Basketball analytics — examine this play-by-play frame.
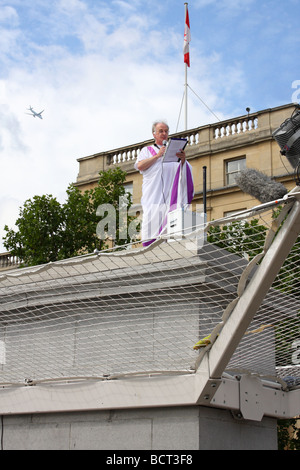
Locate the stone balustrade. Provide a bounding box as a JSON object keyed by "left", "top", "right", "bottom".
{"left": 106, "top": 113, "right": 258, "bottom": 165}
{"left": 0, "top": 252, "right": 21, "bottom": 271}
{"left": 77, "top": 104, "right": 295, "bottom": 189}
{"left": 107, "top": 114, "right": 258, "bottom": 165}
{"left": 213, "top": 115, "right": 258, "bottom": 139}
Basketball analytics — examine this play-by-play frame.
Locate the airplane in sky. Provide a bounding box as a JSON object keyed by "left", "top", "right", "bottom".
{"left": 26, "top": 106, "right": 44, "bottom": 119}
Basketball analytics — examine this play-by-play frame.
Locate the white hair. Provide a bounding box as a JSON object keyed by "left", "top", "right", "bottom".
{"left": 152, "top": 120, "right": 169, "bottom": 134}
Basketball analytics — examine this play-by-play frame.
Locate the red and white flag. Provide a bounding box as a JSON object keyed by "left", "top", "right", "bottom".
{"left": 183, "top": 6, "right": 191, "bottom": 67}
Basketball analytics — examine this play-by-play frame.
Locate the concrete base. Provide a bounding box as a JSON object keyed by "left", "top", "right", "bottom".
{"left": 0, "top": 406, "right": 277, "bottom": 450}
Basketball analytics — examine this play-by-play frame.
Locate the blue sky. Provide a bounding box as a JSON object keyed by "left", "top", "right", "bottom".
{"left": 0, "top": 0, "right": 300, "bottom": 251}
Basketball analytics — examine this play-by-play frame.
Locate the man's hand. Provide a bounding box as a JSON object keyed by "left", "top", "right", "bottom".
{"left": 176, "top": 149, "right": 186, "bottom": 164}
{"left": 137, "top": 146, "right": 166, "bottom": 171}
{"left": 157, "top": 145, "right": 166, "bottom": 159}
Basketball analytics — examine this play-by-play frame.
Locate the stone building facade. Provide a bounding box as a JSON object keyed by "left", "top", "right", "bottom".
{"left": 75, "top": 103, "right": 297, "bottom": 221}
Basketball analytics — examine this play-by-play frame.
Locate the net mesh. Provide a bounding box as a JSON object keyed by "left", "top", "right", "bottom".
{"left": 0, "top": 198, "right": 299, "bottom": 389}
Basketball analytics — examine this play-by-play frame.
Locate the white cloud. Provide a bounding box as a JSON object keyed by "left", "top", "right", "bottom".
{"left": 0, "top": 5, "right": 19, "bottom": 24}
{"left": 0, "top": 104, "right": 28, "bottom": 153}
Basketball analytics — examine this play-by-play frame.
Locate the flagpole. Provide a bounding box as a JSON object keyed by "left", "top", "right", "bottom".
{"left": 185, "top": 60, "right": 188, "bottom": 130}
{"left": 184, "top": 2, "right": 188, "bottom": 131}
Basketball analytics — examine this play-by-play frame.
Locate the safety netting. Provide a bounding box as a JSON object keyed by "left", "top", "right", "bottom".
{"left": 0, "top": 196, "right": 299, "bottom": 389}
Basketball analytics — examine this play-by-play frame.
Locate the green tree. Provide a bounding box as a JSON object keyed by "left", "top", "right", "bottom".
{"left": 3, "top": 194, "right": 65, "bottom": 266}
{"left": 207, "top": 218, "right": 268, "bottom": 261}
{"left": 90, "top": 167, "right": 134, "bottom": 247}
{"left": 278, "top": 418, "right": 300, "bottom": 450}
{"left": 3, "top": 167, "right": 134, "bottom": 266}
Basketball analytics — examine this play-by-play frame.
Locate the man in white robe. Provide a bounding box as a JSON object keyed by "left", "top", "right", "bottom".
{"left": 134, "top": 121, "right": 194, "bottom": 246}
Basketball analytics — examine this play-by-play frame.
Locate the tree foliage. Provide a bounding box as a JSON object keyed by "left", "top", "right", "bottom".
{"left": 207, "top": 218, "right": 268, "bottom": 261}
{"left": 278, "top": 418, "right": 300, "bottom": 450}
{"left": 3, "top": 194, "right": 65, "bottom": 266}
{"left": 3, "top": 167, "right": 133, "bottom": 267}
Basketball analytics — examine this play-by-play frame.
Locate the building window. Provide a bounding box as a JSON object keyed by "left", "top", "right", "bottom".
{"left": 225, "top": 157, "right": 246, "bottom": 186}
{"left": 122, "top": 182, "right": 133, "bottom": 204}
{"left": 124, "top": 182, "right": 133, "bottom": 196}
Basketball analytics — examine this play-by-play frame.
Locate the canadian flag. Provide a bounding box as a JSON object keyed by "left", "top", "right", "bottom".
{"left": 183, "top": 6, "right": 191, "bottom": 67}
